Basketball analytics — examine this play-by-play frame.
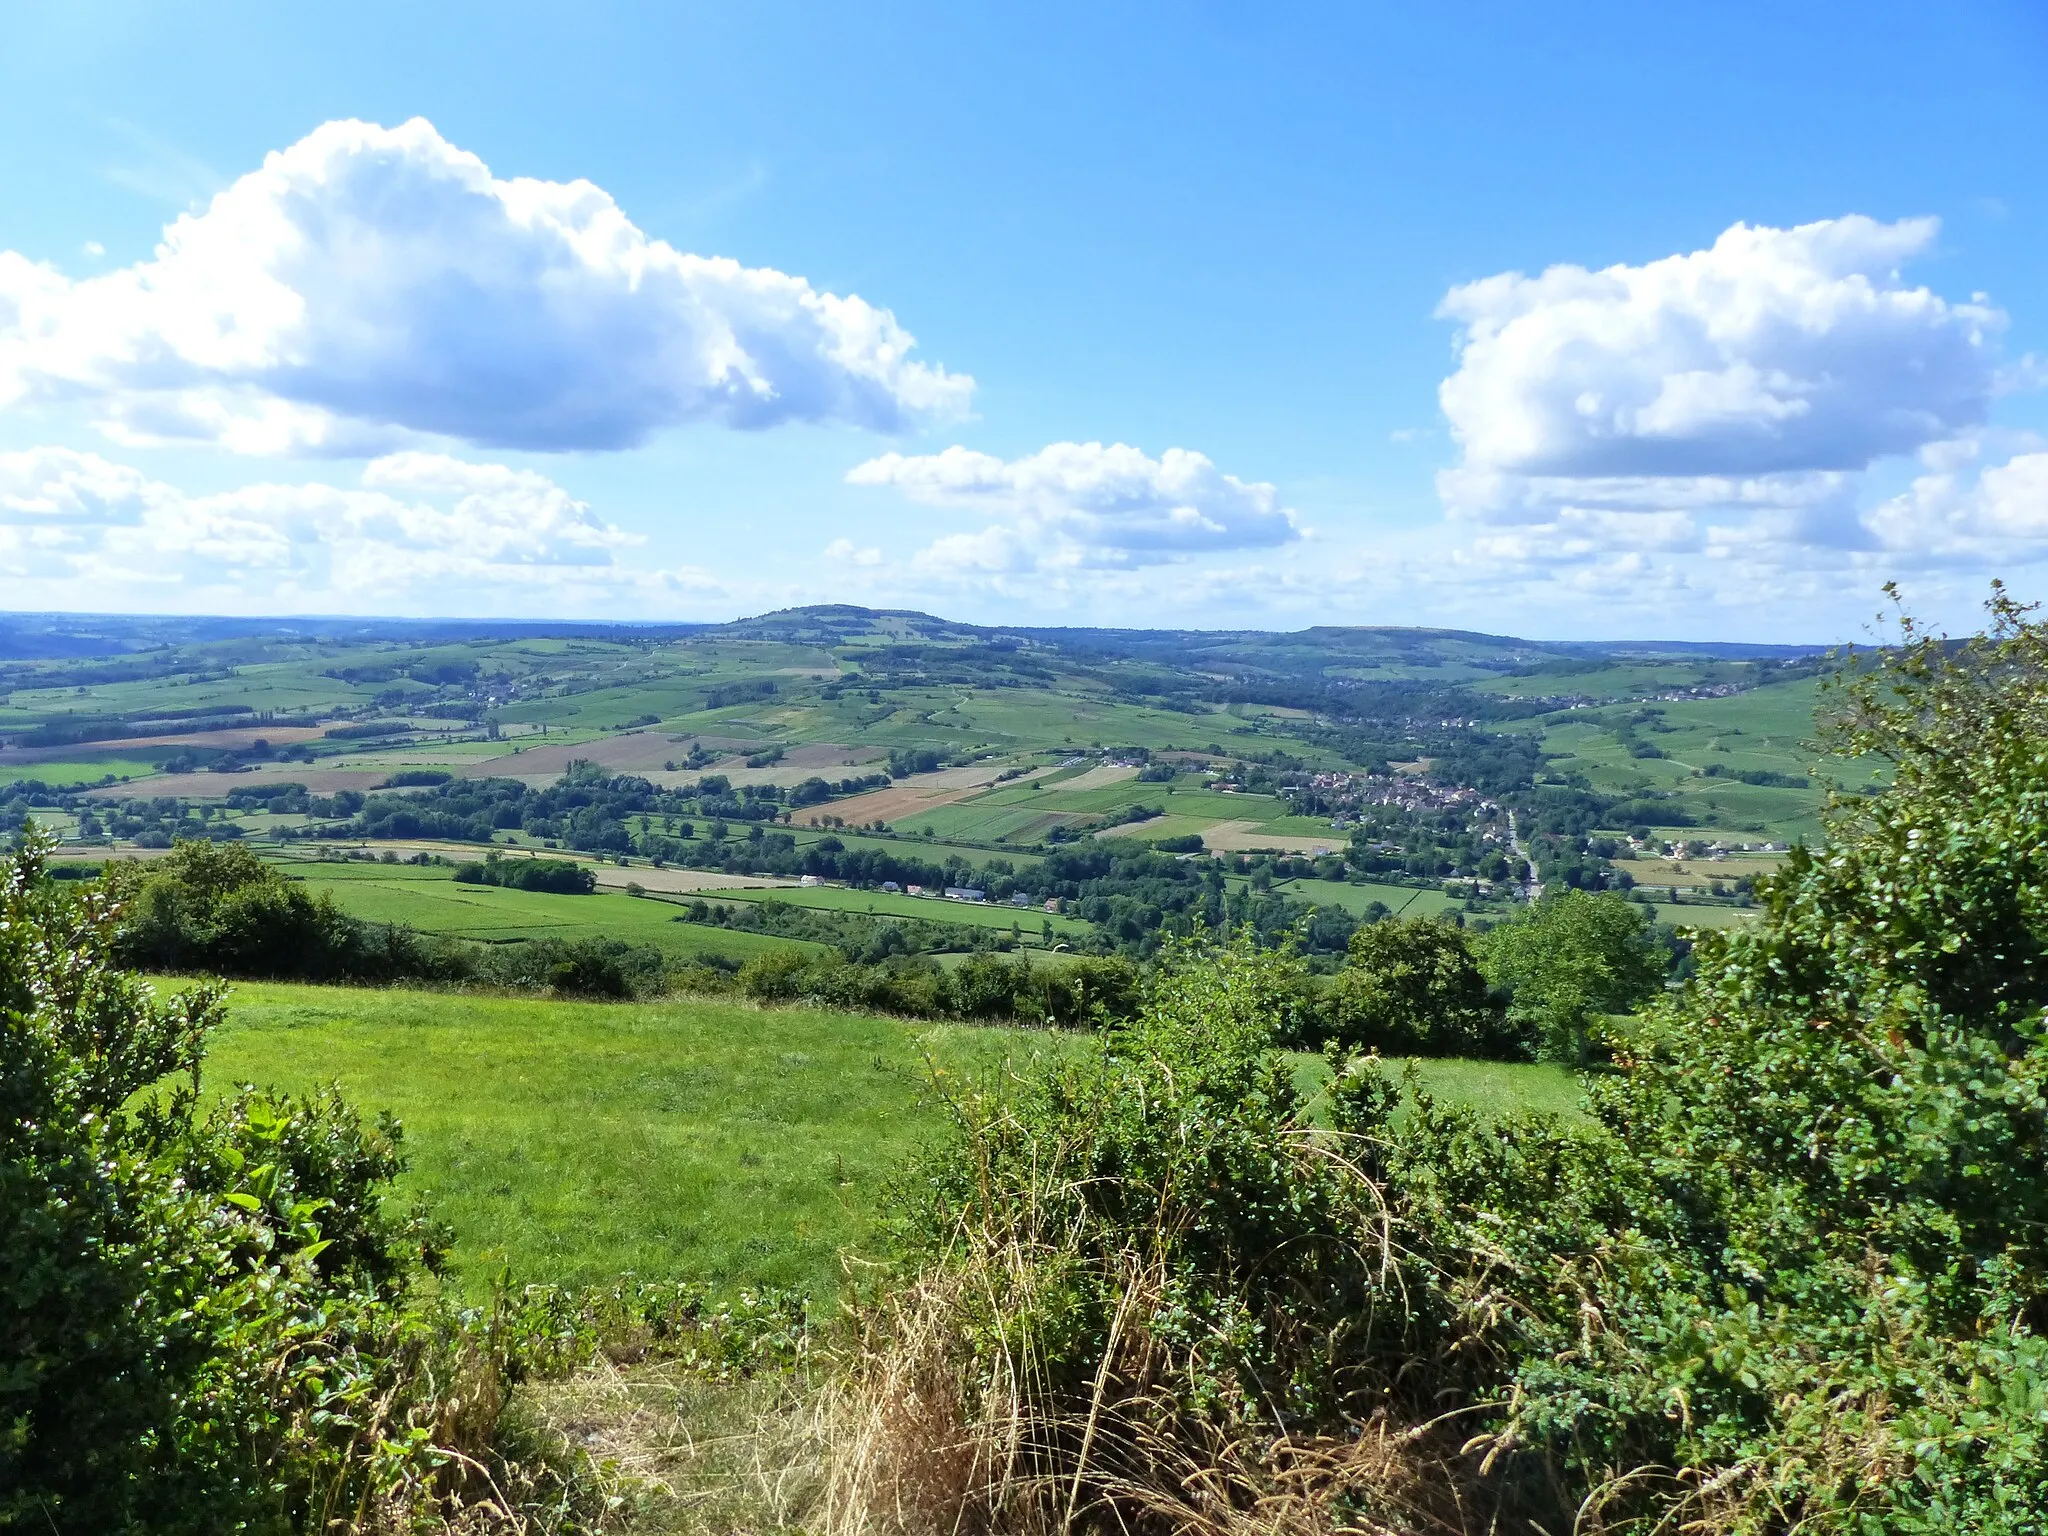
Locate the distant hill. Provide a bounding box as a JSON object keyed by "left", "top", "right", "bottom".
{"left": 0, "top": 603, "right": 1831, "bottom": 669}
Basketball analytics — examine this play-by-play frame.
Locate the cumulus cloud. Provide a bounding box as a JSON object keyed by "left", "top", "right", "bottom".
{"left": 0, "top": 447, "right": 719, "bottom": 610}
{"left": 1418, "top": 215, "right": 2040, "bottom": 619}
{"left": 1864, "top": 440, "right": 2048, "bottom": 559}
{"left": 0, "top": 118, "right": 970, "bottom": 454}
{"left": 847, "top": 441, "right": 1299, "bottom": 576}
{"left": 823, "top": 536, "right": 883, "bottom": 567}
{"left": 1439, "top": 216, "right": 2001, "bottom": 484}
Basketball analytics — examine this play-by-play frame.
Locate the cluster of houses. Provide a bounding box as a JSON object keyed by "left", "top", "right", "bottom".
{"left": 1292, "top": 770, "right": 1496, "bottom": 828}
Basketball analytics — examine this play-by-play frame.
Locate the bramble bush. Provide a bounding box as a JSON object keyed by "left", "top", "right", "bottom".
{"left": 1, "top": 832, "right": 458, "bottom": 1531}
{"left": 847, "top": 589, "right": 2048, "bottom": 1535}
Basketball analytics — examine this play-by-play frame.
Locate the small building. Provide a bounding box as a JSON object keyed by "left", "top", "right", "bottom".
{"left": 881, "top": 880, "right": 901, "bottom": 893}
{"left": 800, "top": 874, "right": 824, "bottom": 887}
{"left": 906, "top": 883, "right": 925, "bottom": 896}
{"left": 1044, "top": 898, "right": 1061, "bottom": 913}
{"left": 1010, "top": 893, "right": 1032, "bottom": 906}
{"left": 944, "top": 886, "right": 985, "bottom": 902}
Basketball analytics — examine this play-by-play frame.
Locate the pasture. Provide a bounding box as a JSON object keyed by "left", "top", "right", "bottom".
{"left": 195, "top": 981, "right": 1587, "bottom": 1298}
{"left": 282, "top": 860, "right": 815, "bottom": 961}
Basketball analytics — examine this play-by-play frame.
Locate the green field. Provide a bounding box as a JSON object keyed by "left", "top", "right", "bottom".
{"left": 0, "top": 756, "right": 166, "bottom": 785}
{"left": 1511, "top": 678, "right": 1831, "bottom": 840}
{"left": 898, "top": 801, "right": 1089, "bottom": 843}
{"left": 283, "top": 861, "right": 817, "bottom": 960}
{"left": 196, "top": 981, "right": 1586, "bottom": 1298}
{"left": 194, "top": 984, "right": 1045, "bottom": 1296}
{"left": 1266, "top": 876, "right": 1463, "bottom": 917}
{"left": 1642, "top": 901, "right": 1761, "bottom": 929}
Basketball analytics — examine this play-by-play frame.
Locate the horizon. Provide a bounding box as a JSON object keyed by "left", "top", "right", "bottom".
{"left": 2, "top": 3, "right": 2044, "bottom": 640}
{"left": 0, "top": 601, "right": 1844, "bottom": 652}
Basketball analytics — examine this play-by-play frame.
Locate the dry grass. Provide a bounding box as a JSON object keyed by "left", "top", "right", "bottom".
{"left": 820, "top": 1262, "right": 1494, "bottom": 1536}
{"left": 517, "top": 1361, "right": 828, "bottom": 1534}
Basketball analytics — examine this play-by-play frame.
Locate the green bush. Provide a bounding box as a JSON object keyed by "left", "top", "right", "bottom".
{"left": 0, "top": 835, "right": 453, "bottom": 1531}
{"left": 858, "top": 592, "right": 2048, "bottom": 1534}
{"left": 724, "top": 946, "right": 1141, "bottom": 1026}
{"left": 1325, "top": 913, "right": 1519, "bottom": 1056}
{"left": 105, "top": 840, "right": 458, "bottom": 984}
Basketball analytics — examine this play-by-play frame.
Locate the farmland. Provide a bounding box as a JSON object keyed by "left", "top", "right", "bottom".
{"left": 1, "top": 606, "right": 1828, "bottom": 955}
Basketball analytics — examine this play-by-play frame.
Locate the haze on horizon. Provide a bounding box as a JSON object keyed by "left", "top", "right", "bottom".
{"left": 0, "top": 1, "right": 2044, "bottom": 642}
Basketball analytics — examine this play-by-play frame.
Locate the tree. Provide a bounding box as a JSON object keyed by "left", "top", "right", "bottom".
{"left": 1475, "top": 889, "right": 1663, "bottom": 1064}
{"left": 1326, "top": 915, "right": 1511, "bottom": 1056}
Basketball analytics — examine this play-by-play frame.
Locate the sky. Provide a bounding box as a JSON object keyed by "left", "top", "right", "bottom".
{"left": 1, "top": 0, "right": 2045, "bottom": 641}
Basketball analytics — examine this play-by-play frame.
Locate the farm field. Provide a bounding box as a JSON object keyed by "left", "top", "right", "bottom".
{"left": 1614, "top": 854, "right": 1785, "bottom": 888}
{"left": 1263, "top": 877, "right": 1464, "bottom": 918}
{"left": 193, "top": 980, "right": 1587, "bottom": 1297}
{"left": 1640, "top": 901, "right": 1760, "bottom": 929}
{"left": 1093, "top": 814, "right": 1216, "bottom": 845}
{"left": 282, "top": 861, "right": 817, "bottom": 961}
{"left": 892, "top": 800, "right": 1085, "bottom": 843}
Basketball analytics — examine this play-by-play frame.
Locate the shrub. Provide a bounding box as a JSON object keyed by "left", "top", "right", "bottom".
{"left": 0, "top": 834, "right": 455, "bottom": 1531}
{"left": 849, "top": 590, "right": 2048, "bottom": 1535}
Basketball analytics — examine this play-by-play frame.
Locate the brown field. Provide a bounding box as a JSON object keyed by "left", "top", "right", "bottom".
{"left": 1197, "top": 819, "right": 1345, "bottom": 855}
{"left": 1057, "top": 763, "right": 1141, "bottom": 791}
{"left": 797, "top": 780, "right": 977, "bottom": 828}
{"left": 794, "top": 760, "right": 1044, "bottom": 828}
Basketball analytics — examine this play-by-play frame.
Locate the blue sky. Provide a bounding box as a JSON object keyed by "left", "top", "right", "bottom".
{"left": 1, "top": 0, "right": 2045, "bottom": 638}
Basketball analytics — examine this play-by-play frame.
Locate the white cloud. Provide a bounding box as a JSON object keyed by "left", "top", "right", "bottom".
{"left": 0, "top": 447, "right": 722, "bottom": 611}
{"left": 848, "top": 441, "right": 1299, "bottom": 576}
{"left": 1416, "top": 215, "right": 2041, "bottom": 620}
{"left": 1865, "top": 439, "right": 2048, "bottom": 559}
{"left": 1439, "top": 216, "right": 2001, "bottom": 482}
{"left": 823, "top": 536, "right": 883, "bottom": 567}
{"left": 0, "top": 118, "right": 971, "bottom": 455}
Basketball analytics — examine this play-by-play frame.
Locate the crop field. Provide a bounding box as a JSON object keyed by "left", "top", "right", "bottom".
{"left": 1645, "top": 902, "right": 1760, "bottom": 929}
{"left": 283, "top": 861, "right": 816, "bottom": 961}
{"left": 1613, "top": 853, "right": 1784, "bottom": 888}
{"left": 895, "top": 801, "right": 1088, "bottom": 842}
{"left": 1201, "top": 821, "right": 1348, "bottom": 853}
{"left": 1262, "top": 877, "right": 1463, "bottom": 918}
{"left": 194, "top": 980, "right": 1586, "bottom": 1296}
{"left": 1093, "top": 814, "right": 1217, "bottom": 845}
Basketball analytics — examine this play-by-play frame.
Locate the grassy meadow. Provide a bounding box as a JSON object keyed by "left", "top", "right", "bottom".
{"left": 193, "top": 981, "right": 1585, "bottom": 1301}
{"left": 280, "top": 860, "right": 819, "bottom": 961}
